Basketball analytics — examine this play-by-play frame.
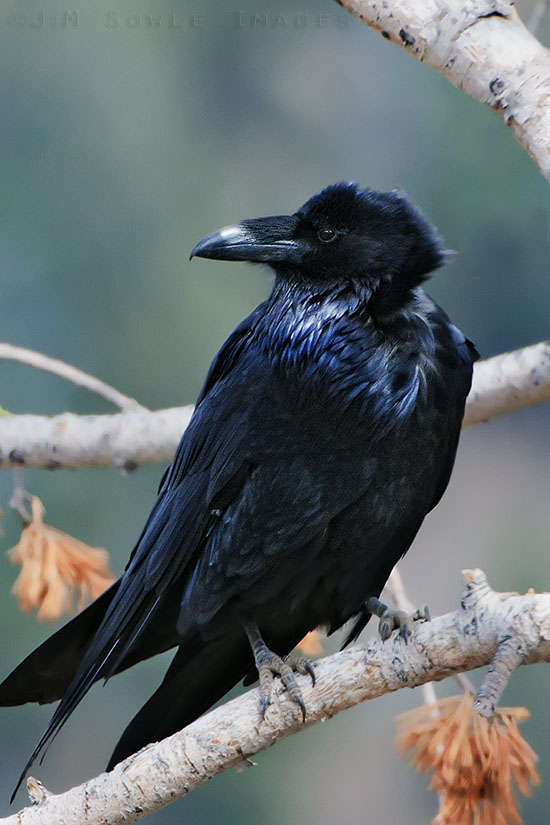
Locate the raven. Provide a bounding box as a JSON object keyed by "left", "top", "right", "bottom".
{"left": 0, "top": 182, "right": 477, "bottom": 798}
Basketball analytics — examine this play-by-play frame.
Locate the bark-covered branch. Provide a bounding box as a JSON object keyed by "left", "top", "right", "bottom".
{"left": 0, "top": 407, "right": 195, "bottom": 472}
{"left": 335, "top": 0, "right": 550, "bottom": 181}
{"left": 2, "top": 569, "right": 549, "bottom": 825}
{"left": 462, "top": 340, "right": 550, "bottom": 426}
{"left": 0, "top": 342, "right": 548, "bottom": 471}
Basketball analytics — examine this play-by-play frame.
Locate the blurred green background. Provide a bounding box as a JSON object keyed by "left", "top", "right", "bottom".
{"left": 0, "top": 0, "right": 549, "bottom": 821}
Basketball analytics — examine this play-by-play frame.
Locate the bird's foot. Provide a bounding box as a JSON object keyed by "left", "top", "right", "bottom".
{"left": 365, "top": 596, "right": 430, "bottom": 643}
{"left": 257, "top": 652, "right": 314, "bottom": 721}
{"left": 244, "top": 623, "right": 315, "bottom": 720}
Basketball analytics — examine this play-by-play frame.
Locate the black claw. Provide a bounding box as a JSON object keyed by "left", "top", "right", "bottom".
{"left": 304, "top": 660, "right": 316, "bottom": 687}
{"left": 259, "top": 695, "right": 270, "bottom": 719}
{"left": 246, "top": 623, "right": 314, "bottom": 722}
{"left": 380, "top": 621, "right": 392, "bottom": 641}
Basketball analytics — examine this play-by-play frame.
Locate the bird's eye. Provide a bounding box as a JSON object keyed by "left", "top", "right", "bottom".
{"left": 318, "top": 228, "right": 336, "bottom": 243}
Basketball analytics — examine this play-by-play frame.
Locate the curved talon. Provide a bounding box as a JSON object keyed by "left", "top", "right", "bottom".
{"left": 378, "top": 614, "right": 393, "bottom": 641}
{"left": 413, "top": 604, "right": 431, "bottom": 622}
{"left": 286, "top": 654, "right": 316, "bottom": 688}
{"left": 245, "top": 622, "right": 312, "bottom": 721}
{"left": 257, "top": 655, "right": 308, "bottom": 720}
{"left": 303, "top": 658, "right": 316, "bottom": 688}
{"left": 366, "top": 596, "right": 430, "bottom": 644}
{"left": 259, "top": 693, "right": 270, "bottom": 719}
{"left": 380, "top": 608, "right": 411, "bottom": 641}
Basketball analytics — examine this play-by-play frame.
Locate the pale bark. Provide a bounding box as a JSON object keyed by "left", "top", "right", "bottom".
{"left": 462, "top": 340, "right": 550, "bottom": 426}
{"left": 335, "top": 0, "right": 550, "bottom": 180}
{"left": 0, "top": 407, "right": 195, "bottom": 472}
{"left": 1, "top": 342, "right": 548, "bottom": 471}
{"left": 2, "top": 569, "right": 549, "bottom": 825}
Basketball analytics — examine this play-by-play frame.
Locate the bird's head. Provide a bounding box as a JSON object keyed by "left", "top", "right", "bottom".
{"left": 190, "top": 182, "right": 446, "bottom": 295}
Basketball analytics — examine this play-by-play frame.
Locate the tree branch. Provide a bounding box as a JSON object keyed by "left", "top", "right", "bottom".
{"left": 335, "top": 0, "right": 550, "bottom": 181}
{"left": 462, "top": 339, "right": 550, "bottom": 427}
{"left": 2, "top": 569, "right": 548, "bottom": 825}
{"left": 0, "top": 407, "right": 195, "bottom": 471}
{"left": 0, "top": 342, "right": 547, "bottom": 471}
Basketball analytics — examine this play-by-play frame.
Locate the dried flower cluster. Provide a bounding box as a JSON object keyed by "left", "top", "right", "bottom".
{"left": 8, "top": 496, "right": 115, "bottom": 621}
{"left": 396, "top": 693, "right": 540, "bottom": 825}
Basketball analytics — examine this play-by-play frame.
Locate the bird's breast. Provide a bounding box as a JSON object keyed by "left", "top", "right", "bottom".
{"left": 257, "top": 311, "right": 420, "bottom": 441}
{"left": 254, "top": 291, "right": 470, "bottom": 447}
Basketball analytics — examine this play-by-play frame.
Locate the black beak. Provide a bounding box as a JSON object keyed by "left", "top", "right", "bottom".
{"left": 190, "top": 215, "right": 301, "bottom": 264}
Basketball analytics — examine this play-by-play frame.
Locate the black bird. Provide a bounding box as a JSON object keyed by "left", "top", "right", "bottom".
{"left": 0, "top": 182, "right": 477, "bottom": 799}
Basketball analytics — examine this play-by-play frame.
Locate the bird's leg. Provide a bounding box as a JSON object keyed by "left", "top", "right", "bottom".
{"left": 244, "top": 622, "right": 314, "bottom": 721}
{"left": 365, "top": 596, "right": 430, "bottom": 643}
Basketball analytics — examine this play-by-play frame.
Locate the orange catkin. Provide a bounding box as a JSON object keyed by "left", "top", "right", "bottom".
{"left": 9, "top": 496, "right": 115, "bottom": 621}
{"left": 396, "top": 693, "right": 540, "bottom": 825}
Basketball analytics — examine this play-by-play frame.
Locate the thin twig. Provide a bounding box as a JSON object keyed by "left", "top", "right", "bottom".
{"left": 385, "top": 566, "right": 416, "bottom": 614}
{"left": 386, "top": 568, "right": 476, "bottom": 696}
{"left": 386, "top": 568, "right": 439, "bottom": 708}
{"left": 9, "top": 468, "right": 32, "bottom": 525}
{"left": 455, "top": 671, "right": 476, "bottom": 694}
{"left": 0, "top": 343, "right": 147, "bottom": 412}
{"left": 528, "top": 0, "right": 548, "bottom": 33}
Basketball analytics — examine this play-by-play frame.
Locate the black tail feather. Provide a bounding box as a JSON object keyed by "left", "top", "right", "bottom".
{"left": 107, "top": 631, "right": 253, "bottom": 770}
{"left": 3, "top": 583, "right": 185, "bottom": 801}
{"left": 0, "top": 582, "right": 120, "bottom": 708}
{"left": 107, "top": 622, "right": 313, "bottom": 771}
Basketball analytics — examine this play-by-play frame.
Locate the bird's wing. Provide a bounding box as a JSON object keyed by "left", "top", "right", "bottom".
{"left": 16, "top": 306, "right": 370, "bottom": 779}
{"left": 10, "top": 313, "right": 266, "bottom": 786}
{"left": 176, "top": 445, "right": 378, "bottom": 636}
{"left": 156, "top": 302, "right": 267, "bottom": 497}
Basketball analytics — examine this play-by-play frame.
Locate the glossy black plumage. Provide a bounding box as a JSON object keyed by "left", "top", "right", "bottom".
{"left": 0, "top": 182, "right": 477, "bottom": 797}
